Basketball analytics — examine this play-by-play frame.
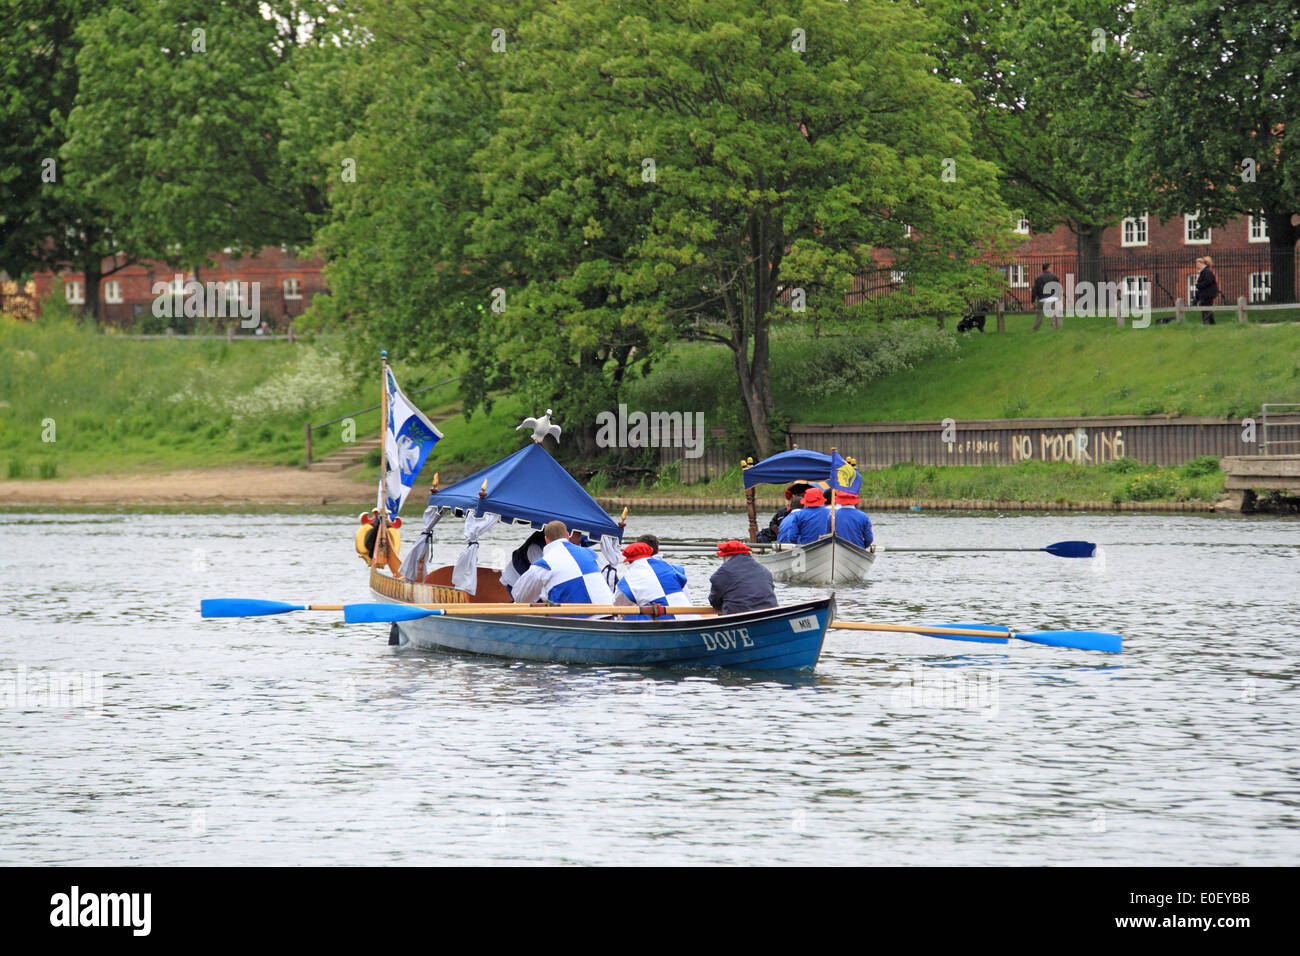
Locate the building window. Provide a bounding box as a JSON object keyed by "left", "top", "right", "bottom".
{"left": 1248, "top": 271, "right": 1271, "bottom": 303}
{"left": 1008, "top": 264, "right": 1028, "bottom": 288}
{"left": 1184, "top": 213, "right": 1211, "bottom": 244}
{"left": 104, "top": 280, "right": 123, "bottom": 304}
{"left": 282, "top": 277, "right": 302, "bottom": 300}
{"left": 890, "top": 270, "right": 906, "bottom": 285}
{"left": 1248, "top": 214, "right": 1269, "bottom": 243}
{"left": 1122, "top": 275, "right": 1149, "bottom": 312}
{"left": 64, "top": 280, "right": 84, "bottom": 304}
{"left": 1122, "top": 214, "right": 1148, "bottom": 246}
{"left": 1013, "top": 216, "right": 1030, "bottom": 235}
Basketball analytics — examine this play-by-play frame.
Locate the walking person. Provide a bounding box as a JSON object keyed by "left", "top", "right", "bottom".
{"left": 1031, "top": 263, "right": 1062, "bottom": 330}
{"left": 1194, "top": 256, "right": 1219, "bottom": 325}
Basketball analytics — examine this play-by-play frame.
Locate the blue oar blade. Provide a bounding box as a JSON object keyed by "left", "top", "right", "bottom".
{"left": 918, "top": 623, "right": 1011, "bottom": 645}
{"left": 343, "top": 603, "right": 441, "bottom": 624}
{"left": 1043, "top": 540, "right": 1097, "bottom": 558}
{"left": 201, "top": 599, "right": 305, "bottom": 618}
{"left": 1015, "top": 630, "right": 1122, "bottom": 654}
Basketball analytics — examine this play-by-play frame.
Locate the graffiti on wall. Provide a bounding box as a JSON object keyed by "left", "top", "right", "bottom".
{"left": 945, "top": 428, "right": 1126, "bottom": 464}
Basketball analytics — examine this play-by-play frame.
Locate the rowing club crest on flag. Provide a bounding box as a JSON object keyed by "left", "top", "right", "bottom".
{"left": 829, "top": 450, "right": 862, "bottom": 494}
{"left": 383, "top": 369, "right": 442, "bottom": 516}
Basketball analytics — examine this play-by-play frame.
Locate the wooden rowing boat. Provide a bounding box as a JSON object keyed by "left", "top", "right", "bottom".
{"left": 755, "top": 534, "right": 876, "bottom": 586}
{"left": 371, "top": 566, "right": 834, "bottom": 670}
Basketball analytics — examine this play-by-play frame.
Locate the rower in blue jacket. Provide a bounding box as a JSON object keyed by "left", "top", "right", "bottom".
{"left": 777, "top": 486, "right": 832, "bottom": 543}
{"left": 830, "top": 491, "right": 874, "bottom": 548}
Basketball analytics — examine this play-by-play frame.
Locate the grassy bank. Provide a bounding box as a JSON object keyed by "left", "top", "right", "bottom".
{"left": 605, "top": 456, "right": 1226, "bottom": 504}
{"left": 0, "top": 316, "right": 459, "bottom": 479}
{"left": 631, "top": 318, "right": 1300, "bottom": 423}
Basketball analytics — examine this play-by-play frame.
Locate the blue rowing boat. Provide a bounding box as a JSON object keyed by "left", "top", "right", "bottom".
{"left": 384, "top": 595, "right": 836, "bottom": 670}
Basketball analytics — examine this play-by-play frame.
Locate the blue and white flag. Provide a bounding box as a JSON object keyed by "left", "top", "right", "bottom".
{"left": 383, "top": 369, "right": 442, "bottom": 517}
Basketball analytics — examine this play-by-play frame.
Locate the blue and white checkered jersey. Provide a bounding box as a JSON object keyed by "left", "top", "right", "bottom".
{"left": 615, "top": 557, "right": 699, "bottom": 619}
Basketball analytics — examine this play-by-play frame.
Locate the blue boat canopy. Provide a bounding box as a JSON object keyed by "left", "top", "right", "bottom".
{"left": 426, "top": 442, "right": 623, "bottom": 539}
{"left": 741, "top": 449, "right": 834, "bottom": 489}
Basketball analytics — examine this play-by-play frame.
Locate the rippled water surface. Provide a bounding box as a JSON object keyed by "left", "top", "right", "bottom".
{"left": 2, "top": 509, "right": 1297, "bottom": 865}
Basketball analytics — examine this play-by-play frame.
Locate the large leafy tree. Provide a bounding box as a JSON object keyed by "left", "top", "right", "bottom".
{"left": 1133, "top": 0, "right": 1300, "bottom": 302}
{"left": 311, "top": 0, "right": 1005, "bottom": 457}
{"left": 0, "top": 0, "right": 126, "bottom": 315}
{"left": 303, "top": 0, "right": 539, "bottom": 413}
{"left": 476, "top": 0, "right": 1006, "bottom": 456}
{"left": 928, "top": 0, "right": 1147, "bottom": 284}
{"left": 62, "top": 0, "right": 326, "bottom": 307}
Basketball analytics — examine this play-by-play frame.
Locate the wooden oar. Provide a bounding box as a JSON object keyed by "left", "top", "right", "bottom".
{"left": 876, "top": 540, "right": 1097, "bottom": 558}
{"left": 660, "top": 538, "right": 1095, "bottom": 558}
{"left": 202, "top": 598, "right": 1120, "bottom": 652}
{"left": 829, "top": 620, "right": 1121, "bottom": 653}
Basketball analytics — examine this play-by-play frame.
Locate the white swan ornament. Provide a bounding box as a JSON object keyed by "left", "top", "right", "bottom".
{"left": 517, "top": 408, "right": 561, "bottom": 444}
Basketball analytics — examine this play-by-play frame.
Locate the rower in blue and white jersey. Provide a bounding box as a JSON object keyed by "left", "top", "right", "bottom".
{"left": 511, "top": 520, "right": 615, "bottom": 606}
{"left": 612, "top": 541, "right": 699, "bottom": 620}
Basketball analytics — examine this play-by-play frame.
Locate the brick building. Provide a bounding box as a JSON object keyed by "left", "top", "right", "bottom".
{"left": 29, "top": 247, "right": 326, "bottom": 328}
{"left": 851, "top": 210, "right": 1297, "bottom": 311}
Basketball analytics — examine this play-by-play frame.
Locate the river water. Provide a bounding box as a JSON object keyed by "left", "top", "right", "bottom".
{"left": 1, "top": 509, "right": 1296, "bottom": 865}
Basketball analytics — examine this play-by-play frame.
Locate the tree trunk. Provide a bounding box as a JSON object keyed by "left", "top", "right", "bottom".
{"left": 1075, "top": 221, "right": 1105, "bottom": 289}
{"left": 1266, "top": 212, "right": 1298, "bottom": 303}
{"left": 81, "top": 262, "right": 102, "bottom": 322}
{"left": 731, "top": 339, "right": 772, "bottom": 459}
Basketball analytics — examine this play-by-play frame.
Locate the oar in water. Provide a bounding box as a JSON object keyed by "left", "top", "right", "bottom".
{"left": 202, "top": 598, "right": 1120, "bottom": 653}
{"left": 659, "top": 539, "right": 1096, "bottom": 558}
{"left": 828, "top": 620, "right": 1122, "bottom": 654}
{"left": 201, "top": 598, "right": 712, "bottom": 622}
{"left": 876, "top": 540, "right": 1097, "bottom": 559}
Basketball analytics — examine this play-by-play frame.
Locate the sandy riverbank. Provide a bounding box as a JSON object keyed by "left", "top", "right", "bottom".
{"left": 0, "top": 467, "right": 373, "bottom": 506}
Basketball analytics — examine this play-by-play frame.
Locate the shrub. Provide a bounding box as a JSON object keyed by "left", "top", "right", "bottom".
{"left": 38, "top": 460, "right": 57, "bottom": 480}
{"left": 1103, "top": 456, "right": 1143, "bottom": 474}
{"left": 1117, "top": 471, "right": 1179, "bottom": 501}
{"left": 6, "top": 459, "right": 24, "bottom": 479}
{"left": 587, "top": 471, "right": 609, "bottom": 496}
{"left": 1179, "top": 455, "right": 1221, "bottom": 478}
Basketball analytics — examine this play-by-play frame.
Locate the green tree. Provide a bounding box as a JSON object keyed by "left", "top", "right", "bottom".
{"left": 482, "top": 0, "right": 1006, "bottom": 456}
{"left": 303, "top": 1, "right": 537, "bottom": 413}
{"left": 0, "top": 1, "right": 128, "bottom": 318}
{"left": 928, "top": 0, "right": 1148, "bottom": 286}
{"left": 62, "top": 0, "right": 325, "bottom": 307}
{"left": 1133, "top": 0, "right": 1300, "bottom": 303}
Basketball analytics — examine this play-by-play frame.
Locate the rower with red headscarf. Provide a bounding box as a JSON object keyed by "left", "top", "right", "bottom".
{"left": 830, "top": 491, "right": 874, "bottom": 548}
{"left": 708, "top": 539, "right": 778, "bottom": 615}
{"left": 612, "top": 541, "right": 699, "bottom": 619}
{"left": 776, "top": 487, "right": 833, "bottom": 544}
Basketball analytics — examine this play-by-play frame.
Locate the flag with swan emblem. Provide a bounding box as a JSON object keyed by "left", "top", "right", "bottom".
{"left": 383, "top": 368, "right": 442, "bottom": 516}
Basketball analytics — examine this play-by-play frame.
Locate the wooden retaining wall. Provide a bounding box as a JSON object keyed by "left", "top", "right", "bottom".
{"left": 789, "top": 414, "right": 1300, "bottom": 468}
{"left": 598, "top": 495, "right": 1215, "bottom": 513}
{"left": 659, "top": 414, "right": 1300, "bottom": 478}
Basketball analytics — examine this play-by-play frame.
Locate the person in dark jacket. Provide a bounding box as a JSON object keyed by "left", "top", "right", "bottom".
{"left": 708, "top": 540, "right": 778, "bottom": 616}
{"left": 1031, "top": 263, "right": 1062, "bottom": 331}
{"left": 1195, "top": 256, "right": 1219, "bottom": 325}
{"left": 756, "top": 482, "right": 811, "bottom": 543}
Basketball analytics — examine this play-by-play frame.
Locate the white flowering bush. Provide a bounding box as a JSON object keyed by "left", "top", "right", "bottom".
{"left": 223, "top": 348, "right": 352, "bottom": 421}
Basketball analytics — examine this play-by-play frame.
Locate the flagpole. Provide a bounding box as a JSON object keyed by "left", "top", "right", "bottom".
{"left": 373, "top": 349, "right": 389, "bottom": 570}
